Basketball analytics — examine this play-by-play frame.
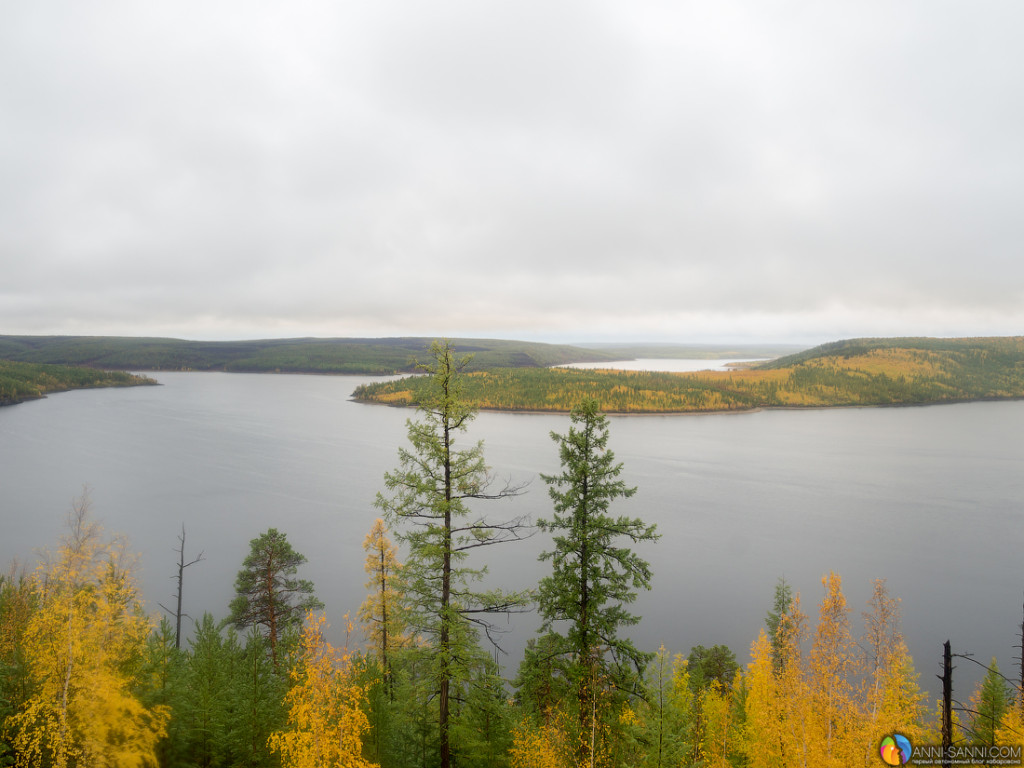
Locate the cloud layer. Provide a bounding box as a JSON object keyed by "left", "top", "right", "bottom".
{"left": 3, "top": 1, "right": 1022, "bottom": 343}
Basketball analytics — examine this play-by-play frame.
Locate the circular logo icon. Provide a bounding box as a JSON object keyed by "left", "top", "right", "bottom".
{"left": 879, "top": 734, "right": 912, "bottom": 765}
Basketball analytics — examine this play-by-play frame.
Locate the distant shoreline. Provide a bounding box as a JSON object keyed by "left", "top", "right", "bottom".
{"left": 353, "top": 395, "right": 1024, "bottom": 417}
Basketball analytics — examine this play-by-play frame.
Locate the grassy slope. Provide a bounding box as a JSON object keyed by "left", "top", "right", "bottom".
{"left": 0, "top": 335, "right": 619, "bottom": 374}
{"left": 0, "top": 360, "right": 156, "bottom": 406}
{"left": 353, "top": 336, "right": 1024, "bottom": 413}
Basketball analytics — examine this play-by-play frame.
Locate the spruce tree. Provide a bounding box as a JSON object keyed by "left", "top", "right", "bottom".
{"left": 533, "top": 398, "right": 659, "bottom": 763}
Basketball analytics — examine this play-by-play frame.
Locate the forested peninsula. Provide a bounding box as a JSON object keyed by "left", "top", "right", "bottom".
{"left": 0, "top": 360, "right": 155, "bottom": 406}
{"left": 353, "top": 336, "right": 1024, "bottom": 413}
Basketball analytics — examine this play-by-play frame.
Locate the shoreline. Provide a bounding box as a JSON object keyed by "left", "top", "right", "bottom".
{"left": 350, "top": 394, "right": 1024, "bottom": 417}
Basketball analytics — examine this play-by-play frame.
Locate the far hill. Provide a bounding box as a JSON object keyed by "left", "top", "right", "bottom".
{"left": 353, "top": 336, "right": 1024, "bottom": 413}
{"left": 0, "top": 335, "right": 623, "bottom": 374}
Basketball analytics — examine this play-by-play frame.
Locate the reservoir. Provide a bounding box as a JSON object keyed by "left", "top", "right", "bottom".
{"left": 1, "top": 370, "right": 1021, "bottom": 697}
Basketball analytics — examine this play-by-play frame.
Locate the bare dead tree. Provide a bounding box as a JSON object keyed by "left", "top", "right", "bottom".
{"left": 158, "top": 524, "right": 204, "bottom": 649}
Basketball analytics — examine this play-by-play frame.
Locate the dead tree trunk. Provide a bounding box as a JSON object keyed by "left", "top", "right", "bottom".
{"left": 159, "top": 524, "right": 204, "bottom": 649}
{"left": 940, "top": 640, "right": 953, "bottom": 768}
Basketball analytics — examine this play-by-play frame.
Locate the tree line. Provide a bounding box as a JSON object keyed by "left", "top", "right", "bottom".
{"left": 2, "top": 340, "right": 1022, "bottom": 767}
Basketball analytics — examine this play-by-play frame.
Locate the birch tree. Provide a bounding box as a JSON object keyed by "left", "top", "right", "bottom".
{"left": 10, "top": 492, "right": 168, "bottom": 767}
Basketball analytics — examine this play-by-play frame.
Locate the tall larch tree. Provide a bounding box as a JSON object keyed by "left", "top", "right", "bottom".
{"left": 742, "top": 630, "right": 787, "bottom": 768}
{"left": 533, "top": 398, "right": 659, "bottom": 765}
{"left": 375, "top": 340, "right": 529, "bottom": 768}
{"left": 807, "top": 572, "right": 857, "bottom": 767}
{"left": 861, "top": 578, "right": 901, "bottom": 726}
{"left": 228, "top": 528, "right": 323, "bottom": 671}
{"left": 358, "top": 518, "right": 404, "bottom": 697}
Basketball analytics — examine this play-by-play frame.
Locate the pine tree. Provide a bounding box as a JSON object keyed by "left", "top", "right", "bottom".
{"left": 228, "top": 528, "right": 323, "bottom": 671}
{"left": 534, "top": 398, "right": 659, "bottom": 765}
{"left": 375, "top": 340, "right": 528, "bottom": 768}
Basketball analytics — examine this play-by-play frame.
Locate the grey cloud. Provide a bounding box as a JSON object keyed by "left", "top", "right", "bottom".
{"left": 1, "top": 1, "right": 1022, "bottom": 343}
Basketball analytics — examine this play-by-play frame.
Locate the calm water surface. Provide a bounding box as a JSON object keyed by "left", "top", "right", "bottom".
{"left": 2, "top": 371, "right": 1022, "bottom": 696}
{"left": 559, "top": 358, "right": 768, "bottom": 372}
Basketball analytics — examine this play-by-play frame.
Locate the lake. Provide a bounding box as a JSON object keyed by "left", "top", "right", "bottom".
{"left": 2, "top": 370, "right": 1022, "bottom": 698}
{"left": 558, "top": 358, "right": 769, "bottom": 372}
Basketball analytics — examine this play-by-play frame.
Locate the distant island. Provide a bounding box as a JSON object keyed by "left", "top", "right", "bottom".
{"left": 353, "top": 336, "right": 1024, "bottom": 413}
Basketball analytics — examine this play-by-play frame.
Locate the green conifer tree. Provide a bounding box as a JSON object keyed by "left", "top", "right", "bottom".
{"left": 375, "top": 340, "right": 528, "bottom": 768}
{"left": 227, "top": 528, "right": 322, "bottom": 671}
{"left": 972, "top": 658, "right": 1011, "bottom": 748}
{"left": 533, "top": 398, "right": 659, "bottom": 764}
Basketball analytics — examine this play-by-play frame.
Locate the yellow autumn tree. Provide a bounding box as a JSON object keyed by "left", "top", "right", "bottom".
{"left": 358, "top": 519, "right": 405, "bottom": 694}
{"left": 776, "top": 592, "right": 813, "bottom": 766}
{"left": 743, "top": 630, "right": 787, "bottom": 768}
{"left": 996, "top": 703, "right": 1024, "bottom": 751}
{"left": 873, "top": 640, "right": 927, "bottom": 744}
{"left": 806, "top": 572, "right": 859, "bottom": 767}
{"left": 508, "top": 711, "right": 572, "bottom": 768}
{"left": 268, "top": 611, "right": 376, "bottom": 768}
{"left": 9, "top": 493, "right": 168, "bottom": 768}
{"left": 697, "top": 678, "right": 738, "bottom": 768}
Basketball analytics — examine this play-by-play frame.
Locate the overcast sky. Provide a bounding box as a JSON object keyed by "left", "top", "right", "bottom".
{"left": 2, "top": 2, "right": 1022, "bottom": 345}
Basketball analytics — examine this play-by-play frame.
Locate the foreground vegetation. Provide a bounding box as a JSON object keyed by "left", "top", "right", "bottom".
{"left": 0, "top": 360, "right": 155, "bottom": 406}
{"left": 354, "top": 336, "right": 1024, "bottom": 413}
{"left": 2, "top": 340, "right": 1022, "bottom": 767}
{"left": 2, "top": 506, "right": 1020, "bottom": 767}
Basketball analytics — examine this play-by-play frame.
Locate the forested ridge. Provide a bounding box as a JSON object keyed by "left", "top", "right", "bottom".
{"left": 0, "top": 335, "right": 619, "bottom": 375}
{"left": 2, "top": 340, "right": 1022, "bottom": 767}
{"left": 353, "top": 336, "right": 1024, "bottom": 413}
{"left": 0, "top": 360, "right": 155, "bottom": 406}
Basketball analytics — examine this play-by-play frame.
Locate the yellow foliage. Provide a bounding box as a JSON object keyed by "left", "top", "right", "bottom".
{"left": 997, "top": 705, "right": 1024, "bottom": 750}
{"left": 358, "top": 519, "right": 405, "bottom": 665}
{"left": 268, "top": 611, "right": 376, "bottom": 768}
{"left": 698, "top": 682, "right": 736, "bottom": 767}
{"left": 508, "top": 715, "right": 571, "bottom": 768}
{"left": 743, "top": 631, "right": 788, "bottom": 768}
{"left": 9, "top": 495, "right": 168, "bottom": 767}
